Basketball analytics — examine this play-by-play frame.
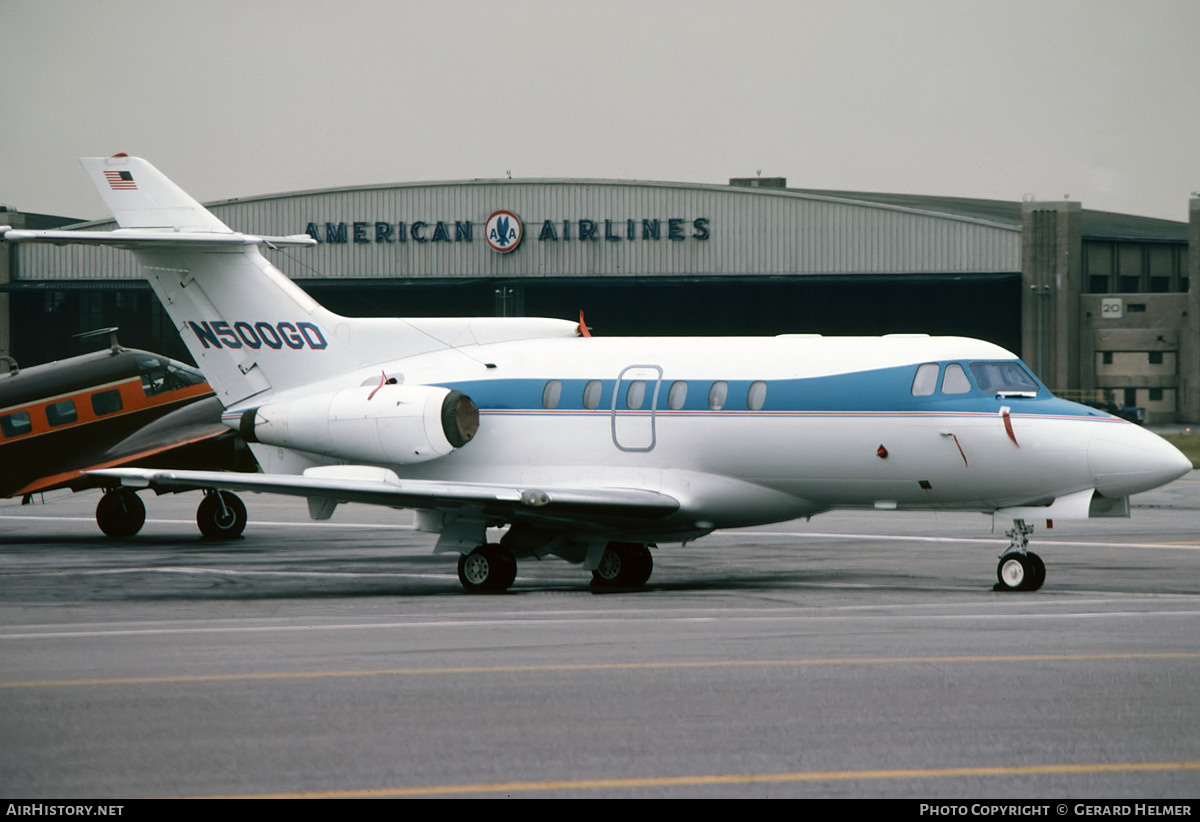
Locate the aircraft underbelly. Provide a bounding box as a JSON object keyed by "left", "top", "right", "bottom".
{"left": 736, "top": 415, "right": 1093, "bottom": 509}
{"left": 385, "top": 411, "right": 1096, "bottom": 523}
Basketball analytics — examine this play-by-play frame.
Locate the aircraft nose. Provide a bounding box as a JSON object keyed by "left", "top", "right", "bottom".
{"left": 1088, "top": 426, "right": 1192, "bottom": 497}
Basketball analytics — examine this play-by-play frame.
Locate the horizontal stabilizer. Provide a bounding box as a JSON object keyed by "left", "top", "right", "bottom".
{"left": 2, "top": 228, "right": 315, "bottom": 249}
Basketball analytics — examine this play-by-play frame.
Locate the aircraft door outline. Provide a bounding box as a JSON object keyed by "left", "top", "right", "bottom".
{"left": 611, "top": 364, "right": 663, "bottom": 452}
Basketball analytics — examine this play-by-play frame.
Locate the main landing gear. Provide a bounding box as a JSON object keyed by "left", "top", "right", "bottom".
{"left": 95, "top": 488, "right": 247, "bottom": 540}
{"left": 994, "top": 518, "right": 1046, "bottom": 592}
{"left": 95, "top": 488, "right": 146, "bottom": 538}
{"left": 457, "top": 543, "right": 517, "bottom": 593}
{"left": 591, "top": 542, "right": 654, "bottom": 590}
{"left": 196, "top": 490, "right": 248, "bottom": 540}
{"left": 455, "top": 540, "right": 655, "bottom": 594}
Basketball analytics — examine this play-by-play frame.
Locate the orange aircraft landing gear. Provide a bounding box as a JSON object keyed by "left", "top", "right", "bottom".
{"left": 96, "top": 488, "right": 146, "bottom": 538}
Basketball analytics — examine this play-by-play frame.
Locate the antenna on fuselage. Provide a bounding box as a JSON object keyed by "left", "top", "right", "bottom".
{"left": 74, "top": 327, "right": 123, "bottom": 355}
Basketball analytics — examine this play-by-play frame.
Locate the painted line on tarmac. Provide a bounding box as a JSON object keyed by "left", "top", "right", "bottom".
{"left": 6, "top": 605, "right": 1200, "bottom": 641}
{"left": 0, "top": 515, "right": 413, "bottom": 530}
{"left": 205, "top": 760, "right": 1200, "bottom": 797}
{"left": 4, "top": 651, "right": 1198, "bottom": 689}
{"left": 714, "top": 529, "right": 1200, "bottom": 550}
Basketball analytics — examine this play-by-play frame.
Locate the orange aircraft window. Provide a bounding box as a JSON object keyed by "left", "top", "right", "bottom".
{"left": 0, "top": 411, "right": 32, "bottom": 438}
{"left": 46, "top": 400, "right": 78, "bottom": 427}
{"left": 91, "top": 389, "right": 124, "bottom": 416}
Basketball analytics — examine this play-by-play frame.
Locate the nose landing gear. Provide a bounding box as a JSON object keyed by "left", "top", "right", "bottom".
{"left": 994, "top": 519, "right": 1046, "bottom": 592}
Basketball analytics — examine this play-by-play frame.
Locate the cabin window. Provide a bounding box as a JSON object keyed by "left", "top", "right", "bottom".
{"left": 667, "top": 380, "right": 688, "bottom": 410}
{"left": 708, "top": 381, "right": 728, "bottom": 410}
{"left": 911, "top": 363, "right": 939, "bottom": 396}
{"left": 582, "top": 380, "right": 602, "bottom": 410}
{"left": 747, "top": 381, "right": 767, "bottom": 410}
{"left": 91, "top": 389, "right": 123, "bottom": 416}
{"left": 969, "top": 362, "right": 1039, "bottom": 394}
{"left": 0, "top": 411, "right": 32, "bottom": 438}
{"left": 941, "top": 364, "right": 971, "bottom": 394}
{"left": 541, "top": 380, "right": 562, "bottom": 410}
{"left": 625, "top": 380, "right": 646, "bottom": 410}
{"left": 46, "top": 400, "right": 78, "bottom": 427}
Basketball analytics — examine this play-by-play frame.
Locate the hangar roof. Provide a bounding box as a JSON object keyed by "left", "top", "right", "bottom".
{"left": 785, "top": 188, "right": 1188, "bottom": 242}
{"left": 57, "top": 177, "right": 1188, "bottom": 243}
{"left": 9, "top": 178, "right": 1188, "bottom": 285}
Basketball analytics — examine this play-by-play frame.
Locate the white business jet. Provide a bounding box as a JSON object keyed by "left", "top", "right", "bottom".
{"left": 3, "top": 156, "right": 1191, "bottom": 593}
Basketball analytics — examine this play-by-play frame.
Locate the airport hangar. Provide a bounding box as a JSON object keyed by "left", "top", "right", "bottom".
{"left": 2, "top": 176, "right": 1197, "bottom": 423}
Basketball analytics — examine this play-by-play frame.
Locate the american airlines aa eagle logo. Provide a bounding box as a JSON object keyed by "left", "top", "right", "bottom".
{"left": 485, "top": 210, "right": 523, "bottom": 253}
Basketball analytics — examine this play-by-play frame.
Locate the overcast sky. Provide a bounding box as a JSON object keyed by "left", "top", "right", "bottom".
{"left": 4, "top": 0, "right": 1199, "bottom": 222}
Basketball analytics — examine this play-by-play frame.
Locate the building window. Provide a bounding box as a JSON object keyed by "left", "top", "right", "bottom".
{"left": 1084, "top": 241, "right": 1186, "bottom": 294}
{"left": 1148, "top": 351, "right": 1163, "bottom": 365}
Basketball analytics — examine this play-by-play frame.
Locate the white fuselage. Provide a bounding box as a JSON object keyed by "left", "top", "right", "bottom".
{"left": 227, "top": 332, "right": 1189, "bottom": 541}
{"left": 8, "top": 156, "right": 1189, "bottom": 560}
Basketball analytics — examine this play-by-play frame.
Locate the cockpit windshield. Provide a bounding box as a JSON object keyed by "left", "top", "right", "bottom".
{"left": 136, "top": 354, "right": 207, "bottom": 396}
{"left": 968, "top": 361, "right": 1040, "bottom": 394}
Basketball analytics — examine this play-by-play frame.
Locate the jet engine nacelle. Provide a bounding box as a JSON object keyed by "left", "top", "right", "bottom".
{"left": 238, "top": 384, "right": 478, "bottom": 465}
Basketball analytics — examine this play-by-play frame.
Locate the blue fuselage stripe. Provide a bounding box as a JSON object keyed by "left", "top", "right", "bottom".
{"left": 436, "top": 363, "right": 1113, "bottom": 421}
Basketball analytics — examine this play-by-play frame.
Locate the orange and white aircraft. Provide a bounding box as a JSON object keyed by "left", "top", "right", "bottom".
{"left": 0, "top": 337, "right": 256, "bottom": 537}
{"left": 3, "top": 156, "right": 1191, "bottom": 592}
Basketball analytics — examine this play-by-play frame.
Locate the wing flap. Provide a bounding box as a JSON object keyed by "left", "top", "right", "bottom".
{"left": 87, "top": 467, "right": 681, "bottom": 521}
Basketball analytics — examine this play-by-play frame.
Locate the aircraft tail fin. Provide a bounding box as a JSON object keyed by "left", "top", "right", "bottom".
{"left": 5, "top": 157, "right": 581, "bottom": 411}
{"left": 79, "top": 155, "right": 233, "bottom": 233}
{"left": 22, "top": 156, "right": 344, "bottom": 406}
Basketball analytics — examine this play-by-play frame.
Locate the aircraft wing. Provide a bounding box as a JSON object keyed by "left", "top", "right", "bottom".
{"left": 14, "top": 398, "right": 253, "bottom": 498}
{"left": 16, "top": 429, "right": 235, "bottom": 497}
{"left": 87, "top": 466, "right": 682, "bottom": 524}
